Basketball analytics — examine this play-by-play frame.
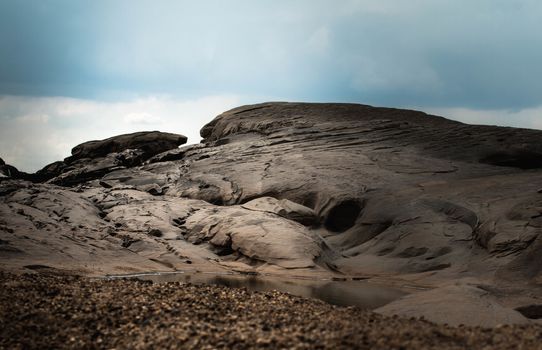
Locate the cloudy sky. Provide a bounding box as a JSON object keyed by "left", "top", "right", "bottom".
{"left": 1, "top": 0, "right": 542, "bottom": 171}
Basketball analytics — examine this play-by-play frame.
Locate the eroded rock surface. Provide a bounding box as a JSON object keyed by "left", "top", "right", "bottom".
{"left": 35, "top": 131, "right": 187, "bottom": 185}
{"left": 67, "top": 131, "right": 187, "bottom": 163}
{"left": 2, "top": 102, "right": 542, "bottom": 325}
{"left": 376, "top": 283, "right": 530, "bottom": 327}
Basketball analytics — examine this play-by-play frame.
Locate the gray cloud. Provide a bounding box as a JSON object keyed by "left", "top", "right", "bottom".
{"left": 1, "top": 0, "right": 541, "bottom": 109}
{"left": 1, "top": 1, "right": 542, "bottom": 171}
{"left": 0, "top": 94, "right": 241, "bottom": 171}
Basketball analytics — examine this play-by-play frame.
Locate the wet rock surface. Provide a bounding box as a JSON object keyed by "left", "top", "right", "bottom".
{"left": 1, "top": 102, "right": 542, "bottom": 328}
{"left": 2, "top": 272, "right": 542, "bottom": 350}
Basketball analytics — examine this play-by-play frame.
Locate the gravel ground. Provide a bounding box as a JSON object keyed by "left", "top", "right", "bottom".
{"left": 1, "top": 272, "right": 541, "bottom": 349}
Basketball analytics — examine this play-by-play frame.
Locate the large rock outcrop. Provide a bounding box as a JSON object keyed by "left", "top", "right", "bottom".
{"left": 35, "top": 131, "right": 187, "bottom": 185}
{"left": 0, "top": 158, "right": 24, "bottom": 180}
{"left": 66, "top": 131, "right": 187, "bottom": 163}
{"left": 2, "top": 102, "right": 542, "bottom": 325}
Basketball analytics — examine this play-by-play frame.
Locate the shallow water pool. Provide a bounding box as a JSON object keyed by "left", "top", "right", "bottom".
{"left": 106, "top": 271, "right": 408, "bottom": 309}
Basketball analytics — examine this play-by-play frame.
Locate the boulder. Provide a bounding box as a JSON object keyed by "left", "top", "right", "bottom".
{"left": 65, "top": 131, "right": 187, "bottom": 164}
{"left": 34, "top": 161, "right": 68, "bottom": 182}
{"left": 0, "top": 161, "right": 21, "bottom": 180}
{"left": 40, "top": 131, "right": 187, "bottom": 186}
{"left": 241, "top": 197, "right": 317, "bottom": 226}
{"left": 178, "top": 205, "right": 324, "bottom": 268}
{"left": 376, "top": 284, "right": 529, "bottom": 327}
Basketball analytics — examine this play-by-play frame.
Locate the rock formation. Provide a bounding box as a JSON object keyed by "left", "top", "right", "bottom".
{"left": 0, "top": 158, "right": 23, "bottom": 180}
{"left": 1, "top": 102, "right": 542, "bottom": 326}
{"left": 35, "top": 131, "right": 188, "bottom": 185}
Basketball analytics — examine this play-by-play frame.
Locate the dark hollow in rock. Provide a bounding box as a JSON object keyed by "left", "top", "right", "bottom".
{"left": 396, "top": 247, "right": 429, "bottom": 258}
{"left": 324, "top": 200, "right": 363, "bottom": 233}
{"left": 148, "top": 229, "right": 163, "bottom": 237}
{"left": 435, "top": 246, "right": 453, "bottom": 256}
{"left": 214, "top": 245, "right": 235, "bottom": 256}
{"left": 147, "top": 185, "right": 163, "bottom": 196}
{"left": 377, "top": 246, "right": 395, "bottom": 256}
{"left": 23, "top": 264, "right": 53, "bottom": 270}
{"left": 120, "top": 236, "right": 139, "bottom": 248}
{"left": 98, "top": 180, "right": 113, "bottom": 189}
{"left": 171, "top": 218, "right": 186, "bottom": 227}
{"left": 420, "top": 263, "right": 452, "bottom": 272}
{"left": 0, "top": 245, "right": 23, "bottom": 253}
{"left": 209, "top": 197, "right": 224, "bottom": 206}
{"left": 300, "top": 191, "right": 319, "bottom": 210}
{"left": 480, "top": 150, "right": 542, "bottom": 169}
{"left": 515, "top": 305, "right": 542, "bottom": 319}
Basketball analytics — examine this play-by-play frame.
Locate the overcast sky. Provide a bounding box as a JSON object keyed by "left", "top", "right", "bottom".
{"left": 1, "top": 0, "right": 542, "bottom": 171}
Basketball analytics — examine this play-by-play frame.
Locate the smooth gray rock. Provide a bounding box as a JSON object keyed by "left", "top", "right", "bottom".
{"left": 155, "top": 103, "right": 542, "bottom": 283}
{"left": 2, "top": 102, "right": 542, "bottom": 326}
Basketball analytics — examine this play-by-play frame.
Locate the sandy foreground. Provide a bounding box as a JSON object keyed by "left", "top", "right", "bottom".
{"left": 1, "top": 272, "right": 541, "bottom": 349}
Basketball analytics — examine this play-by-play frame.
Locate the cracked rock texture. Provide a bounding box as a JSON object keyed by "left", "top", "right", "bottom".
{"left": 2, "top": 102, "right": 542, "bottom": 326}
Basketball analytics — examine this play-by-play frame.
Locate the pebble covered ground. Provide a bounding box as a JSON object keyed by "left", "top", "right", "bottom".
{"left": 1, "top": 272, "right": 541, "bottom": 349}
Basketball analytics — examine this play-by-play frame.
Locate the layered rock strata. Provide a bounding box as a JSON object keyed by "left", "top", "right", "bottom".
{"left": 2, "top": 103, "right": 542, "bottom": 326}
